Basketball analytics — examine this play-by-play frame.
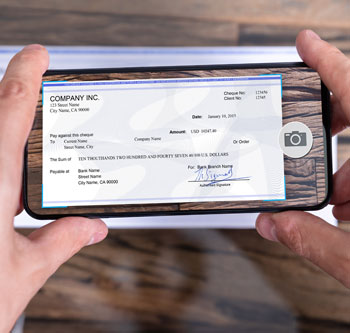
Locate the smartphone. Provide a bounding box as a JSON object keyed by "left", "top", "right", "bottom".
{"left": 24, "top": 63, "right": 332, "bottom": 219}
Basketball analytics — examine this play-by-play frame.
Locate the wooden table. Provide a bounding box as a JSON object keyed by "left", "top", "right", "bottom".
{"left": 2, "top": 1, "right": 349, "bottom": 331}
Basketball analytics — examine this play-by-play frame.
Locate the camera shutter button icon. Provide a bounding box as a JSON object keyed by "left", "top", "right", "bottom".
{"left": 279, "top": 121, "right": 313, "bottom": 158}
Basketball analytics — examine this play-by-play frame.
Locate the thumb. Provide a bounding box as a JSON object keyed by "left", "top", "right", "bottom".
{"left": 27, "top": 217, "right": 108, "bottom": 279}
{"left": 256, "top": 211, "right": 350, "bottom": 288}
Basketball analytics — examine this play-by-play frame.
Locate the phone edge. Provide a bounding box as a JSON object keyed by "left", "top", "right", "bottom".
{"left": 23, "top": 62, "right": 333, "bottom": 220}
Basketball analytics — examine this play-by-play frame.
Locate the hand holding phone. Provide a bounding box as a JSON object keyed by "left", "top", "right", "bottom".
{"left": 256, "top": 30, "right": 350, "bottom": 289}
{"left": 0, "top": 30, "right": 348, "bottom": 333}
{"left": 0, "top": 45, "right": 107, "bottom": 332}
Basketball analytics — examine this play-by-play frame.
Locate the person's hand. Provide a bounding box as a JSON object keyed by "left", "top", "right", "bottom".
{"left": 0, "top": 45, "right": 108, "bottom": 332}
{"left": 256, "top": 30, "right": 350, "bottom": 288}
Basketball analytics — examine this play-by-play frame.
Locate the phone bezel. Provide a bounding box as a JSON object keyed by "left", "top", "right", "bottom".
{"left": 23, "top": 62, "right": 332, "bottom": 220}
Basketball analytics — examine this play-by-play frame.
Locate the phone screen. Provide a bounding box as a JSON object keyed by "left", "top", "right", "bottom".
{"left": 25, "top": 63, "right": 331, "bottom": 219}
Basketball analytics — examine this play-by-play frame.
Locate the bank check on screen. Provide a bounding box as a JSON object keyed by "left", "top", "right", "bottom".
{"left": 42, "top": 75, "right": 285, "bottom": 208}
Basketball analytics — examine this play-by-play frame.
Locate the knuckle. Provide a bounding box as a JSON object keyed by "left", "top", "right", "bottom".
{"left": 338, "top": 64, "right": 350, "bottom": 100}
{"left": 278, "top": 213, "right": 308, "bottom": 258}
{"left": 28, "top": 250, "right": 57, "bottom": 284}
{"left": 316, "top": 54, "right": 331, "bottom": 73}
{"left": 0, "top": 77, "right": 33, "bottom": 99}
{"left": 319, "top": 46, "right": 350, "bottom": 103}
{"left": 340, "top": 249, "right": 350, "bottom": 289}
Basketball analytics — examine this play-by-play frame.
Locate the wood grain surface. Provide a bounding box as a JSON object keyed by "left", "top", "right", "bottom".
{"left": 0, "top": 0, "right": 348, "bottom": 332}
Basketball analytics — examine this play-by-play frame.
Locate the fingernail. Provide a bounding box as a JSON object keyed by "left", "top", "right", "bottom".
{"left": 87, "top": 231, "right": 106, "bottom": 246}
{"left": 305, "top": 30, "right": 321, "bottom": 40}
{"left": 23, "top": 44, "right": 44, "bottom": 51}
{"left": 257, "top": 215, "right": 279, "bottom": 242}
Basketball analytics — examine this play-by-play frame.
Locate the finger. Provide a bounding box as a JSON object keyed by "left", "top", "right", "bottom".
{"left": 333, "top": 202, "right": 350, "bottom": 222}
{"left": 256, "top": 211, "right": 350, "bottom": 288}
{"left": 296, "top": 30, "right": 350, "bottom": 127}
{"left": 330, "top": 159, "right": 350, "bottom": 205}
{"left": 0, "top": 45, "right": 49, "bottom": 217}
{"left": 0, "top": 45, "right": 49, "bottom": 155}
{"left": 27, "top": 217, "right": 108, "bottom": 283}
{"left": 331, "top": 95, "right": 348, "bottom": 135}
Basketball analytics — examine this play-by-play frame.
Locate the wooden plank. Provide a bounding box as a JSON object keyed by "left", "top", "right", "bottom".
{"left": 1, "top": 5, "right": 349, "bottom": 50}
{"left": 0, "top": 5, "right": 239, "bottom": 46}
{"left": 239, "top": 25, "right": 350, "bottom": 55}
{"left": 22, "top": 229, "right": 350, "bottom": 331}
{"left": 4, "top": 0, "right": 350, "bottom": 29}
